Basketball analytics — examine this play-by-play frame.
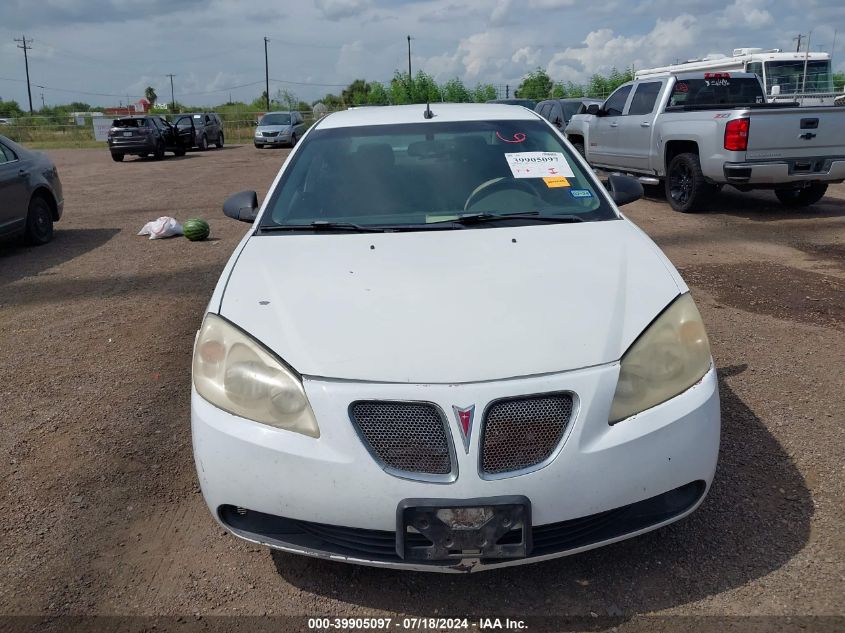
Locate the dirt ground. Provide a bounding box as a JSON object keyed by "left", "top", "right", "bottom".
{"left": 1, "top": 145, "right": 843, "bottom": 631}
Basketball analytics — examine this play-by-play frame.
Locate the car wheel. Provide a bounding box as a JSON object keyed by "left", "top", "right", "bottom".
{"left": 666, "top": 153, "right": 714, "bottom": 213}
{"left": 153, "top": 141, "right": 165, "bottom": 160}
{"left": 174, "top": 148, "right": 186, "bottom": 157}
{"left": 216, "top": 133, "right": 224, "bottom": 148}
{"left": 199, "top": 134, "right": 208, "bottom": 150}
{"left": 290, "top": 133, "right": 298, "bottom": 147}
{"left": 254, "top": 143, "right": 264, "bottom": 149}
{"left": 111, "top": 152, "right": 124, "bottom": 162}
{"left": 774, "top": 183, "right": 828, "bottom": 207}
{"left": 139, "top": 152, "right": 148, "bottom": 158}
{"left": 572, "top": 142, "right": 585, "bottom": 159}
{"left": 24, "top": 195, "right": 54, "bottom": 245}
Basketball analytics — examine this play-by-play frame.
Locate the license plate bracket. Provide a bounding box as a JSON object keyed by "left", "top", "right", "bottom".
{"left": 397, "top": 496, "right": 531, "bottom": 561}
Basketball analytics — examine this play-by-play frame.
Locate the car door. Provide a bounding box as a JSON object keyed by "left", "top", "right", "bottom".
{"left": 589, "top": 84, "right": 632, "bottom": 166}
{"left": 0, "top": 141, "right": 29, "bottom": 235}
{"left": 615, "top": 81, "right": 663, "bottom": 172}
{"left": 173, "top": 116, "right": 195, "bottom": 148}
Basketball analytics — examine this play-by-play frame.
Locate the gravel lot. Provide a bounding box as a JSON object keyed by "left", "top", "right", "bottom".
{"left": 1, "top": 145, "right": 843, "bottom": 631}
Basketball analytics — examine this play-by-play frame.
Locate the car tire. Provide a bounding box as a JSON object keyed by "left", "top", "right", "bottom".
{"left": 216, "top": 133, "right": 224, "bottom": 148}
{"left": 572, "top": 142, "right": 585, "bottom": 159}
{"left": 174, "top": 148, "right": 186, "bottom": 157}
{"left": 666, "top": 152, "right": 714, "bottom": 213}
{"left": 290, "top": 133, "right": 298, "bottom": 147}
{"left": 199, "top": 134, "right": 208, "bottom": 150}
{"left": 153, "top": 141, "right": 165, "bottom": 161}
{"left": 139, "top": 152, "right": 148, "bottom": 158}
{"left": 111, "top": 152, "right": 124, "bottom": 162}
{"left": 775, "top": 183, "right": 828, "bottom": 207}
{"left": 24, "top": 195, "right": 54, "bottom": 245}
{"left": 254, "top": 143, "right": 264, "bottom": 149}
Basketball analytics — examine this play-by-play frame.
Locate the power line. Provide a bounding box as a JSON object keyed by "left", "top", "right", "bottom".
{"left": 14, "top": 35, "right": 34, "bottom": 114}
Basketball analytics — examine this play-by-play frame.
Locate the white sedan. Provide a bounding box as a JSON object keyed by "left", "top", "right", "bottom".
{"left": 191, "top": 103, "right": 720, "bottom": 573}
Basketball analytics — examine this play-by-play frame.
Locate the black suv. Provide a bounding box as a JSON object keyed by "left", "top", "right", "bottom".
{"left": 107, "top": 115, "right": 194, "bottom": 162}
{"left": 179, "top": 112, "right": 224, "bottom": 150}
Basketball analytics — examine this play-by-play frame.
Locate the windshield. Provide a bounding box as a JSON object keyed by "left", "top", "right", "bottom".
{"left": 260, "top": 119, "right": 615, "bottom": 230}
{"left": 667, "top": 77, "right": 765, "bottom": 107}
{"left": 259, "top": 113, "right": 291, "bottom": 126}
{"left": 765, "top": 60, "right": 833, "bottom": 94}
{"left": 561, "top": 102, "right": 582, "bottom": 121}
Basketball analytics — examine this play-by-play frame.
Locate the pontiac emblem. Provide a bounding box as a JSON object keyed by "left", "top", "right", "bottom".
{"left": 452, "top": 405, "right": 475, "bottom": 453}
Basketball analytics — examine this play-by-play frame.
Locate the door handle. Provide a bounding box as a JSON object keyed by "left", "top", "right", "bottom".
{"left": 640, "top": 122, "right": 651, "bottom": 127}
{"left": 609, "top": 122, "right": 618, "bottom": 128}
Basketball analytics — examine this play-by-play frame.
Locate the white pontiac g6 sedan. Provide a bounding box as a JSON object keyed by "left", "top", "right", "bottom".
{"left": 191, "top": 103, "right": 720, "bottom": 573}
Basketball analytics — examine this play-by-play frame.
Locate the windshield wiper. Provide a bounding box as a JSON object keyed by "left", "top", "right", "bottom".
{"left": 258, "top": 221, "right": 389, "bottom": 234}
{"left": 450, "top": 211, "right": 585, "bottom": 225}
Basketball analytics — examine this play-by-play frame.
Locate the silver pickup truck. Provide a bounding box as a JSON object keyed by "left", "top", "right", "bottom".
{"left": 565, "top": 72, "right": 845, "bottom": 212}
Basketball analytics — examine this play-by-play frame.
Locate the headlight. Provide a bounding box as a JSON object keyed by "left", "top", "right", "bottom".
{"left": 192, "top": 313, "right": 320, "bottom": 437}
{"left": 609, "top": 293, "right": 711, "bottom": 424}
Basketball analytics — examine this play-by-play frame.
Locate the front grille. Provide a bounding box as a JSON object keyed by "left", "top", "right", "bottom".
{"left": 349, "top": 401, "right": 453, "bottom": 477}
{"left": 481, "top": 393, "right": 574, "bottom": 475}
{"left": 262, "top": 131, "right": 279, "bottom": 137}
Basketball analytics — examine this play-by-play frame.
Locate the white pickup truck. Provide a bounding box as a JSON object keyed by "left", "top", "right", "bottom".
{"left": 565, "top": 72, "right": 845, "bottom": 212}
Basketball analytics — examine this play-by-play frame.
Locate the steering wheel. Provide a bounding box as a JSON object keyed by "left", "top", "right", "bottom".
{"left": 463, "top": 177, "right": 540, "bottom": 211}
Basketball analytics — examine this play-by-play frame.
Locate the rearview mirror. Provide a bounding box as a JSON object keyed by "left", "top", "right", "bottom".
{"left": 586, "top": 104, "right": 601, "bottom": 116}
{"left": 223, "top": 190, "right": 259, "bottom": 223}
{"left": 607, "top": 174, "right": 643, "bottom": 207}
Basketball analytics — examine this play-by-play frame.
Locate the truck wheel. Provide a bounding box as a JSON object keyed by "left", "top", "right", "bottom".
{"left": 215, "top": 133, "right": 224, "bottom": 148}
{"left": 666, "top": 153, "right": 713, "bottom": 213}
{"left": 572, "top": 142, "right": 585, "bottom": 158}
{"left": 199, "top": 134, "right": 208, "bottom": 150}
{"left": 111, "top": 153, "right": 124, "bottom": 162}
{"left": 775, "top": 183, "right": 828, "bottom": 207}
{"left": 153, "top": 140, "right": 165, "bottom": 160}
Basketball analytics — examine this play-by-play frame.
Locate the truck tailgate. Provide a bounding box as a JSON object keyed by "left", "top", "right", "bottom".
{"left": 746, "top": 107, "right": 845, "bottom": 159}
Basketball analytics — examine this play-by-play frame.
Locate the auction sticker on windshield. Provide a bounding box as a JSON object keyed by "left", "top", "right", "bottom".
{"left": 505, "top": 152, "right": 574, "bottom": 179}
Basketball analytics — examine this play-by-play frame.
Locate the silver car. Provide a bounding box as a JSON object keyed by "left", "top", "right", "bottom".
{"left": 254, "top": 111, "right": 306, "bottom": 149}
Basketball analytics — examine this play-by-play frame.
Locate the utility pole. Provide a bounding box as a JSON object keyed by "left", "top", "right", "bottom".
{"left": 14, "top": 35, "right": 34, "bottom": 114}
{"left": 40, "top": 92, "right": 45, "bottom": 109}
{"left": 506, "top": 84, "right": 509, "bottom": 98}
{"left": 794, "top": 33, "right": 803, "bottom": 52}
{"left": 264, "top": 36, "right": 270, "bottom": 111}
{"left": 167, "top": 74, "right": 176, "bottom": 111}
{"left": 407, "top": 35, "right": 413, "bottom": 78}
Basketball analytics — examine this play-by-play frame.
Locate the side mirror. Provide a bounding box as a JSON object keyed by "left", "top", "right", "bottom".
{"left": 607, "top": 174, "right": 643, "bottom": 207}
{"left": 223, "top": 190, "right": 259, "bottom": 223}
{"left": 254, "top": 120, "right": 260, "bottom": 126}
{"left": 586, "top": 104, "right": 601, "bottom": 116}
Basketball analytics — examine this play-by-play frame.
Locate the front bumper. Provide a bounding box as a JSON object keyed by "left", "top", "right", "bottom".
{"left": 192, "top": 363, "right": 720, "bottom": 572}
{"left": 255, "top": 134, "right": 292, "bottom": 146}
{"left": 723, "top": 158, "right": 845, "bottom": 185}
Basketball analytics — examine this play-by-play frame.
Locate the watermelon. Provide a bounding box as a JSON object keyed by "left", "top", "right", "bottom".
{"left": 183, "top": 218, "right": 210, "bottom": 241}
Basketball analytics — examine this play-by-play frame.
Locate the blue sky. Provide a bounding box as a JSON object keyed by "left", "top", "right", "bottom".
{"left": 0, "top": 0, "right": 843, "bottom": 107}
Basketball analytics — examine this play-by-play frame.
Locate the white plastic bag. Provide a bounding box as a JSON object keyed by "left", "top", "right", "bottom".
{"left": 137, "top": 216, "right": 183, "bottom": 240}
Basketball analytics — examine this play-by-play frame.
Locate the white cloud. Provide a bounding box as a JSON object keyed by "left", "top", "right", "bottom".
{"left": 718, "top": 0, "right": 773, "bottom": 29}
{"left": 314, "top": 0, "right": 371, "bottom": 20}
{"left": 548, "top": 14, "right": 698, "bottom": 82}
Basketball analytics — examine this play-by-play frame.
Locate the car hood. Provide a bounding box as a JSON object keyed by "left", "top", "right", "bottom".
{"left": 256, "top": 124, "right": 292, "bottom": 133}
{"left": 219, "top": 220, "right": 682, "bottom": 383}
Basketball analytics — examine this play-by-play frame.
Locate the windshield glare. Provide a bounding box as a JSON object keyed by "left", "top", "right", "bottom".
{"left": 261, "top": 120, "right": 615, "bottom": 230}
{"left": 765, "top": 60, "right": 833, "bottom": 94}
{"left": 260, "top": 113, "right": 292, "bottom": 126}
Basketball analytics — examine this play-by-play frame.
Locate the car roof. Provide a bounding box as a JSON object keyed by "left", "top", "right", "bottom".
{"left": 317, "top": 103, "right": 540, "bottom": 129}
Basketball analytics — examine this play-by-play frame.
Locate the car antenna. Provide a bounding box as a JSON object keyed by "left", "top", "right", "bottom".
{"left": 424, "top": 100, "right": 434, "bottom": 119}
